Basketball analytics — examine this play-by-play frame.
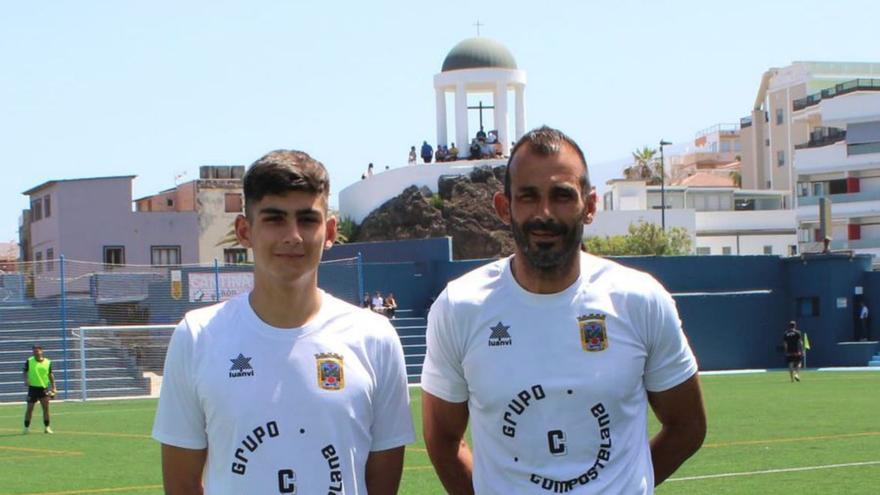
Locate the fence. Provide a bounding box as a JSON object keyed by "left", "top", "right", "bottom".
{"left": 0, "top": 255, "right": 363, "bottom": 402}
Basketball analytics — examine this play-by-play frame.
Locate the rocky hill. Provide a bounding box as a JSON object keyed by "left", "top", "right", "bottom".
{"left": 352, "top": 165, "right": 514, "bottom": 260}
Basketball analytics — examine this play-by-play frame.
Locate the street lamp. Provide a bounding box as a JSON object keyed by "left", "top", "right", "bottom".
{"left": 659, "top": 140, "right": 672, "bottom": 231}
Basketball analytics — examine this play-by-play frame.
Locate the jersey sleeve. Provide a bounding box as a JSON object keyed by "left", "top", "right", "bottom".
{"left": 369, "top": 321, "right": 416, "bottom": 451}
{"left": 643, "top": 282, "right": 698, "bottom": 393}
{"left": 420, "top": 289, "right": 469, "bottom": 403}
{"left": 151, "top": 319, "right": 208, "bottom": 450}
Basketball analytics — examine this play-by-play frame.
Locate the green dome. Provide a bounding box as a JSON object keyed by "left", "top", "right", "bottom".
{"left": 441, "top": 37, "right": 517, "bottom": 72}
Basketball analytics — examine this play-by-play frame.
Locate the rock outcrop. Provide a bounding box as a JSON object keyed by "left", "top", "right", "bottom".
{"left": 354, "top": 166, "right": 514, "bottom": 260}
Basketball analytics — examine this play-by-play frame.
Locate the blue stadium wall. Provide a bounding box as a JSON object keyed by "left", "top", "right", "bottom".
{"left": 342, "top": 238, "right": 879, "bottom": 370}
{"left": 116, "top": 237, "right": 878, "bottom": 370}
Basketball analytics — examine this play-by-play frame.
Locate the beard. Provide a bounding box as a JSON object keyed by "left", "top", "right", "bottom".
{"left": 510, "top": 214, "right": 584, "bottom": 273}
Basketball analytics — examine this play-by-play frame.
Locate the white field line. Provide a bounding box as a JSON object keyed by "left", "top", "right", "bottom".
{"left": 668, "top": 460, "right": 880, "bottom": 482}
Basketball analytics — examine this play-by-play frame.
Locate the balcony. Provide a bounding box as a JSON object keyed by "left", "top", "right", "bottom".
{"left": 798, "top": 190, "right": 880, "bottom": 207}
{"left": 696, "top": 123, "right": 740, "bottom": 138}
{"left": 794, "top": 141, "right": 880, "bottom": 174}
{"left": 695, "top": 210, "right": 796, "bottom": 235}
{"left": 800, "top": 238, "right": 880, "bottom": 252}
{"left": 794, "top": 128, "right": 846, "bottom": 150}
{"left": 792, "top": 78, "right": 880, "bottom": 112}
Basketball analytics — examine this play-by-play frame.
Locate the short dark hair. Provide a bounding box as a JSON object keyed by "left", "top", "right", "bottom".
{"left": 504, "top": 126, "right": 590, "bottom": 198}
{"left": 32, "top": 345, "right": 42, "bottom": 350}
{"left": 243, "top": 150, "right": 330, "bottom": 215}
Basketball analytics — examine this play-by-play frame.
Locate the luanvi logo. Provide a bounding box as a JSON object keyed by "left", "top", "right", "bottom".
{"left": 488, "top": 321, "right": 512, "bottom": 347}
{"left": 229, "top": 353, "right": 254, "bottom": 378}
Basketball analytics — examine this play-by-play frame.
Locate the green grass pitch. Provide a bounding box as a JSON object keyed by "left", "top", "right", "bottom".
{"left": 0, "top": 371, "right": 878, "bottom": 494}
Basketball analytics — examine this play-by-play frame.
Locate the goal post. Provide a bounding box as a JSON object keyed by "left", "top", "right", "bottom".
{"left": 76, "top": 324, "right": 176, "bottom": 401}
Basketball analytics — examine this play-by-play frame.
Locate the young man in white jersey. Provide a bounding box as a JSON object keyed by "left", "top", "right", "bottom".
{"left": 421, "top": 127, "right": 707, "bottom": 494}
{"left": 152, "top": 150, "right": 415, "bottom": 494}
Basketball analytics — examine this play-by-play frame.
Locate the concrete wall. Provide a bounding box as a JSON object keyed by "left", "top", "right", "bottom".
{"left": 338, "top": 159, "right": 505, "bottom": 223}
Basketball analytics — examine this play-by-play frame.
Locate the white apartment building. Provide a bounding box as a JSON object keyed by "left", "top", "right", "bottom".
{"left": 791, "top": 78, "right": 880, "bottom": 256}
{"left": 598, "top": 180, "right": 795, "bottom": 255}
{"left": 740, "top": 62, "right": 880, "bottom": 209}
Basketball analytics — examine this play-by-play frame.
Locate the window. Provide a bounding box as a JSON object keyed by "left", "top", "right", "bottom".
{"left": 789, "top": 245, "right": 798, "bottom": 256}
{"left": 696, "top": 247, "right": 711, "bottom": 255}
{"left": 46, "top": 248, "right": 54, "bottom": 271}
{"left": 43, "top": 195, "right": 51, "bottom": 218}
{"left": 828, "top": 179, "right": 847, "bottom": 195}
{"left": 796, "top": 297, "right": 819, "bottom": 317}
{"left": 735, "top": 199, "right": 756, "bottom": 211}
{"left": 151, "top": 246, "right": 181, "bottom": 266}
{"left": 777, "top": 150, "right": 785, "bottom": 167}
{"left": 722, "top": 246, "right": 732, "bottom": 255}
{"left": 763, "top": 245, "right": 773, "bottom": 255}
{"left": 776, "top": 108, "right": 784, "bottom": 125}
{"left": 812, "top": 182, "right": 825, "bottom": 196}
{"left": 797, "top": 182, "right": 809, "bottom": 197}
{"left": 35, "top": 251, "right": 42, "bottom": 274}
{"left": 104, "top": 246, "right": 125, "bottom": 266}
{"left": 224, "top": 248, "right": 248, "bottom": 264}
{"left": 225, "top": 193, "right": 244, "bottom": 213}
{"left": 797, "top": 229, "right": 812, "bottom": 243}
{"left": 32, "top": 198, "right": 42, "bottom": 221}
{"left": 166, "top": 198, "right": 174, "bottom": 207}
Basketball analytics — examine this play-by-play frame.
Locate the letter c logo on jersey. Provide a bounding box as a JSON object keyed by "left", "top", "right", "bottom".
{"left": 578, "top": 314, "right": 608, "bottom": 352}
{"left": 315, "top": 353, "right": 345, "bottom": 391}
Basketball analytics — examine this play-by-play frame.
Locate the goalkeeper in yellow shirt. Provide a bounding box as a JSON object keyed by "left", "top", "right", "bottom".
{"left": 23, "top": 345, "right": 56, "bottom": 434}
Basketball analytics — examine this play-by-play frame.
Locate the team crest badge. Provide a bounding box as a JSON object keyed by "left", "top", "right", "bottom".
{"left": 315, "top": 352, "right": 345, "bottom": 391}
{"left": 578, "top": 314, "right": 608, "bottom": 352}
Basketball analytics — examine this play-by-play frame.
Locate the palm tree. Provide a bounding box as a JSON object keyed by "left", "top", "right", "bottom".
{"left": 624, "top": 146, "right": 664, "bottom": 185}
{"left": 729, "top": 171, "right": 742, "bottom": 188}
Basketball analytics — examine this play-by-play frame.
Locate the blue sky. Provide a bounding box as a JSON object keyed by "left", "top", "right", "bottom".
{"left": 2, "top": 0, "right": 879, "bottom": 244}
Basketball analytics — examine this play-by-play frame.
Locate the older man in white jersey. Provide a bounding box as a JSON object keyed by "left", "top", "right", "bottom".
{"left": 421, "top": 126, "right": 706, "bottom": 494}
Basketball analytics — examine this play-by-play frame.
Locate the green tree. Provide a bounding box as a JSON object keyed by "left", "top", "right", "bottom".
{"left": 335, "top": 216, "right": 358, "bottom": 244}
{"left": 584, "top": 221, "right": 692, "bottom": 256}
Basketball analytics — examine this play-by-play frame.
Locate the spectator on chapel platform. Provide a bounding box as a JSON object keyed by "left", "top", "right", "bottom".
{"left": 448, "top": 143, "right": 459, "bottom": 160}
{"left": 421, "top": 141, "right": 433, "bottom": 164}
{"left": 436, "top": 145, "right": 448, "bottom": 162}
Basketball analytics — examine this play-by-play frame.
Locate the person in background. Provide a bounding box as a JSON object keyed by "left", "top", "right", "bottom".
{"left": 421, "top": 141, "right": 434, "bottom": 164}
{"left": 384, "top": 293, "right": 398, "bottom": 319}
{"left": 408, "top": 146, "right": 417, "bottom": 166}
{"left": 859, "top": 301, "right": 869, "bottom": 341}
{"left": 783, "top": 321, "right": 804, "bottom": 382}
{"left": 371, "top": 291, "right": 385, "bottom": 315}
{"left": 22, "top": 344, "right": 56, "bottom": 434}
{"left": 448, "top": 143, "right": 459, "bottom": 161}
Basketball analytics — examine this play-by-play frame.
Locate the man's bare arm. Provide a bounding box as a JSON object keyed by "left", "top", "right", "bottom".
{"left": 161, "top": 444, "right": 207, "bottom": 495}
{"left": 422, "top": 391, "right": 474, "bottom": 495}
{"left": 365, "top": 446, "right": 406, "bottom": 494}
{"left": 647, "top": 373, "right": 707, "bottom": 486}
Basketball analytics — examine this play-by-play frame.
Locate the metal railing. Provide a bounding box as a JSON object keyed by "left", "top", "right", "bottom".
{"left": 793, "top": 78, "right": 880, "bottom": 112}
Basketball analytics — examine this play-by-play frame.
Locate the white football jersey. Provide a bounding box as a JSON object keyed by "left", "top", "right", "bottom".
{"left": 152, "top": 291, "right": 415, "bottom": 494}
{"left": 421, "top": 252, "right": 697, "bottom": 494}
